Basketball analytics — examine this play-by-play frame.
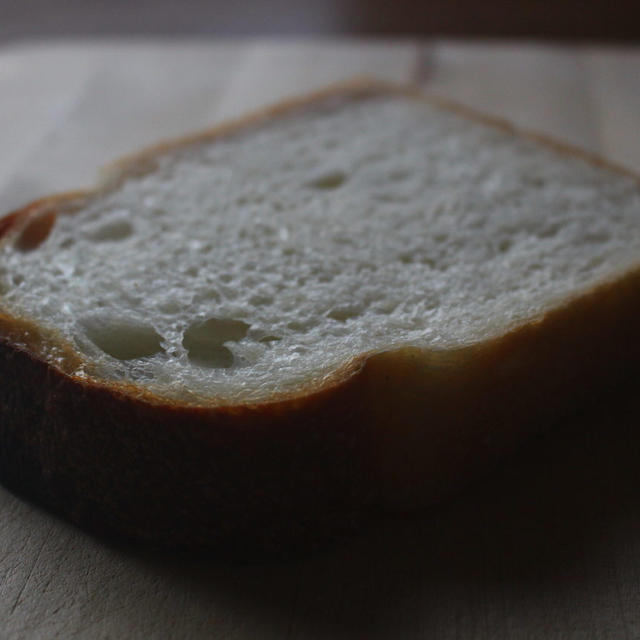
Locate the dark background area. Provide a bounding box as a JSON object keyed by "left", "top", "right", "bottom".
{"left": 1, "top": 0, "right": 640, "bottom": 44}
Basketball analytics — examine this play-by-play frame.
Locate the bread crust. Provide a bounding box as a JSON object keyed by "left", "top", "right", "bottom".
{"left": 1, "top": 81, "right": 640, "bottom": 554}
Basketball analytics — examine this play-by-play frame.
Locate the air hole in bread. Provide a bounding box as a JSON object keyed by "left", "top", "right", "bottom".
{"left": 259, "top": 335, "right": 281, "bottom": 344}
{"left": 388, "top": 169, "right": 410, "bottom": 182}
{"left": 584, "top": 230, "right": 611, "bottom": 244}
{"left": 373, "top": 300, "right": 398, "bottom": 314}
{"left": 398, "top": 252, "right": 414, "bottom": 264}
{"left": 189, "top": 344, "right": 234, "bottom": 368}
{"left": 286, "top": 319, "right": 317, "bottom": 332}
{"left": 434, "top": 232, "right": 449, "bottom": 244}
{"left": 193, "top": 290, "right": 221, "bottom": 305}
{"left": 81, "top": 315, "right": 164, "bottom": 360}
{"left": 328, "top": 306, "right": 361, "bottom": 322}
{"left": 526, "top": 175, "right": 546, "bottom": 187}
{"left": 306, "top": 169, "right": 347, "bottom": 190}
{"left": 86, "top": 218, "right": 134, "bottom": 242}
{"left": 158, "top": 300, "right": 182, "bottom": 314}
{"left": 537, "top": 223, "right": 561, "bottom": 239}
{"left": 0, "top": 212, "right": 21, "bottom": 241}
{"left": 249, "top": 294, "right": 274, "bottom": 307}
{"left": 182, "top": 317, "right": 250, "bottom": 368}
{"left": 15, "top": 211, "right": 57, "bottom": 252}
{"left": 60, "top": 237, "right": 75, "bottom": 249}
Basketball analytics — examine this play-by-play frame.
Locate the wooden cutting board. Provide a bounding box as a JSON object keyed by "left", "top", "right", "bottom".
{"left": 1, "top": 40, "right": 639, "bottom": 639}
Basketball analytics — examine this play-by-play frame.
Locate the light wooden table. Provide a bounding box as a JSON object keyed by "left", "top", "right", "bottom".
{"left": 1, "top": 40, "right": 639, "bottom": 639}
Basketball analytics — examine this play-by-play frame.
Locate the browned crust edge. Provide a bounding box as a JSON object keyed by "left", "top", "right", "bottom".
{"left": 1, "top": 80, "right": 640, "bottom": 553}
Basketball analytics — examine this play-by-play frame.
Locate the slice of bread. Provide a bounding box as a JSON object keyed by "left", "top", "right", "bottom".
{"left": 1, "top": 82, "right": 640, "bottom": 554}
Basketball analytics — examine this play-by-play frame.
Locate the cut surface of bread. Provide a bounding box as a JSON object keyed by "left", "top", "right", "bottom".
{"left": 1, "top": 83, "right": 640, "bottom": 554}
{"left": 1, "top": 85, "right": 638, "bottom": 405}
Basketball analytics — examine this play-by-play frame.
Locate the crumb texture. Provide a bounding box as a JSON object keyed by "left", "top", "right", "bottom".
{"left": 1, "top": 92, "right": 639, "bottom": 403}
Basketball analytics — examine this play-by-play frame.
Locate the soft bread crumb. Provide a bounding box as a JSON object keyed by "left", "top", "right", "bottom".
{"left": 1, "top": 91, "right": 639, "bottom": 403}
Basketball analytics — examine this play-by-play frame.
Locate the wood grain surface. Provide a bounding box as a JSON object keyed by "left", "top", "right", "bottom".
{"left": 0, "top": 40, "right": 639, "bottom": 639}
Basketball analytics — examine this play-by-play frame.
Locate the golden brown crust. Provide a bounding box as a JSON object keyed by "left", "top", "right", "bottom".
{"left": 1, "top": 81, "right": 640, "bottom": 553}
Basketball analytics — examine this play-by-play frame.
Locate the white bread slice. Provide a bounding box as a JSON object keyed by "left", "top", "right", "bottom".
{"left": 0, "top": 83, "right": 639, "bottom": 553}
